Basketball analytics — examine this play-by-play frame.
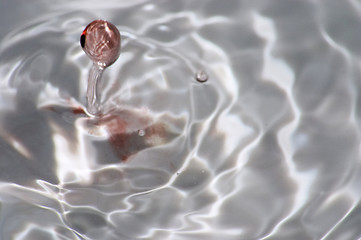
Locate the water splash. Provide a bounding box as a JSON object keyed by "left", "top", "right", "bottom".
{"left": 0, "top": 1, "right": 360, "bottom": 239}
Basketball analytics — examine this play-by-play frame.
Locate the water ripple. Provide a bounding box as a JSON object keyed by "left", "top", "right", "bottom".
{"left": 1, "top": 0, "right": 361, "bottom": 239}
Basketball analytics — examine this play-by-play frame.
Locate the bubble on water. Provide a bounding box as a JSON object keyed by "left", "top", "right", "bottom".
{"left": 195, "top": 70, "right": 208, "bottom": 83}
{"left": 138, "top": 129, "right": 145, "bottom": 136}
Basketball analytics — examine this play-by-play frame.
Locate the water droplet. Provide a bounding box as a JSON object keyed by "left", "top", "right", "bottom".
{"left": 138, "top": 129, "right": 145, "bottom": 136}
{"left": 80, "top": 20, "right": 121, "bottom": 116}
{"left": 80, "top": 20, "right": 121, "bottom": 68}
{"left": 195, "top": 70, "right": 208, "bottom": 83}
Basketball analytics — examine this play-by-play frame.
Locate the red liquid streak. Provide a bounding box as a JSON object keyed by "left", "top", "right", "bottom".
{"left": 94, "top": 110, "right": 167, "bottom": 162}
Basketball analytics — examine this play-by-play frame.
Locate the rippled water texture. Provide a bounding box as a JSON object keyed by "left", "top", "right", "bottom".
{"left": 1, "top": 0, "right": 361, "bottom": 239}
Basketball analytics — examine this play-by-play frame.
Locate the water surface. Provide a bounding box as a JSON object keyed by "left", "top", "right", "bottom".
{"left": 1, "top": 0, "right": 361, "bottom": 239}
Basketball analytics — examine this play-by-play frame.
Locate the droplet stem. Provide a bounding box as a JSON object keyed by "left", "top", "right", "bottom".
{"left": 87, "top": 64, "right": 104, "bottom": 116}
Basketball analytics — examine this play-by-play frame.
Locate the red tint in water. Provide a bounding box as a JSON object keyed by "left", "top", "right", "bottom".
{"left": 43, "top": 104, "right": 176, "bottom": 163}
{"left": 72, "top": 107, "right": 86, "bottom": 115}
{"left": 93, "top": 110, "right": 167, "bottom": 162}
{"left": 42, "top": 103, "right": 86, "bottom": 117}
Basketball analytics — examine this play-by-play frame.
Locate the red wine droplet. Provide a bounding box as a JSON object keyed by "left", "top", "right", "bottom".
{"left": 80, "top": 20, "right": 121, "bottom": 68}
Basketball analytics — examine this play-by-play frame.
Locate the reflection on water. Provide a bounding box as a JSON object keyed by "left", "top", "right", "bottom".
{"left": 1, "top": 0, "right": 361, "bottom": 239}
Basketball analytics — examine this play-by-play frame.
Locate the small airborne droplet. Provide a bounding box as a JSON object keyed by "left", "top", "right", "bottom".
{"left": 196, "top": 70, "right": 208, "bottom": 83}
{"left": 80, "top": 19, "right": 121, "bottom": 68}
